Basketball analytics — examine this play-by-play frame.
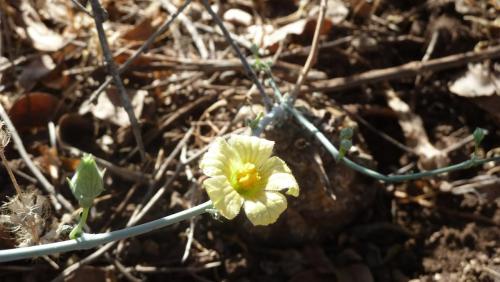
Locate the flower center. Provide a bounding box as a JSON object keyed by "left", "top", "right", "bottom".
{"left": 236, "top": 163, "right": 261, "bottom": 190}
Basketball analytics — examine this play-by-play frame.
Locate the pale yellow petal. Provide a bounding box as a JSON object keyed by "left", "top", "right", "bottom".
{"left": 243, "top": 191, "right": 287, "bottom": 226}
{"left": 228, "top": 135, "right": 274, "bottom": 167}
{"left": 261, "top": 157, "right": 299, "bottom": 197}
{"left": 265, "top": 172, "right": 299, "bottom": 197}
{"left": 203, "top": 176, "right": 244, "bottom": 220}
{"left": 200, "top": 138, "right": 239, "bottom": 177}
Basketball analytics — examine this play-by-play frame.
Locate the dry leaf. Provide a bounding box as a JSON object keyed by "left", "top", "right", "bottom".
{"left": 349, "top": 0, "right": 381, "bottom": 18}
{"left": 321, "top": 0, "right": 349, "bottom": 25}
{"left": 90, "top": 89, "right": 147, "bottom": 127}
{"left": 37, "top": 145, "right": 61, "bottom": 180}
{"left": 449, "top": 63, "right": 500, "bottom": 97}
{"left": 223, "top": 8, "right": 253, "bottom": 26}
{"left": 24, "top": 15, "right": 67, "bottom": 52}
{"left": 18, "top": 55, "right": 56, "bottom": 91}
{"left": 450, "top": 63, "right": 500, "bottom": 124}
{"left": 248, "top": 20, "right": 308, "bottom": 49}
{"left": 57, "top": 113, "right": 96, "bottom": 152}
{"left": 248, "top": 0, "right": 347, "bottom": 50}
{"left": 38, "top": 0, "right": 72, "bottom": 24}
{"left": 121, "top": 17, "right": 156, "bottom": 41}
{"left": 121, "top": 2, "right": 163, "bottom": 41}
{"left": 9, "top": 92, "right": 61, "bottom": 132}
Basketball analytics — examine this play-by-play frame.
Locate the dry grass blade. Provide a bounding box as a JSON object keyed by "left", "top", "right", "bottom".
{"left": 289, "top": 0, "right": 327, "bottom": 102}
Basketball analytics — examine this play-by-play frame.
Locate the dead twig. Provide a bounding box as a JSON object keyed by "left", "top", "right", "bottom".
{"left": 0, "top": 103, "right": 74, "bottom": 213}
{"left": 0, "top": 123, "right": 21, "bottom": 195}
{"left": 384, "top": 88, "right": 448, "bottom": 169}
{"left": 180, "top": 145, "right": 200, "bottom": 263}
{"left": 343, "top": 106, "right": 416, "bottom": 155}
{"left": 51, "top": 242, "right": 115, "bottom": 282}
{"left": 82, "top": 0, "right": 192, "bottom": 108}
{"left": 124, "top": 55, "right": 326, "bottom": 80}
{"left": 70, "top": 0, "right": 93, "bottom": 17}
{"left": 289, "top": 0, "right": 327, "bottom": 102}
{"left": 160, "top": 0, "right": 208, "bottom": 59}
{"left": 105, "top": 253, "right": 142, "bottom": 282}
{"left": 200, "top": 0, "right": 273, "bottom": 111}
{"left": 125, "top": 94, "right": 216, "bottom": 162}
{"left": 308, "top": 44, "right": 500, "bottom": 93}
{"left": 100, "top": 184, "right": 140, "bottom": 231}
{"left": 59, "top": 142, "right": 152, "bottom": 184}
{"left": 415, "top": 30, "right": 439, "bottom": 85}
{"left": 133, "top": 261, "right": 221, "bottom": 273}
{"left": 87, "top": 0, "right": 146, "bottom": 161}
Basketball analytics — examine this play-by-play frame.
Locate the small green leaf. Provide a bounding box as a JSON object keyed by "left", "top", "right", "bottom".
{"left": 247, "top": 112, "right": 264, "bottom": 130}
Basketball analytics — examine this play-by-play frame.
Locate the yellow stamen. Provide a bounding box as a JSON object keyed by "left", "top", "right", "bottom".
{"left": 236, "top": 163, "right": 261, "bottom": 190}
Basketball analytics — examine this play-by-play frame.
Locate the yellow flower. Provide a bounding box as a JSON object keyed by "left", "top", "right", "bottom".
{"left": 200, "top": 135, "right": 299, "bottom": 226}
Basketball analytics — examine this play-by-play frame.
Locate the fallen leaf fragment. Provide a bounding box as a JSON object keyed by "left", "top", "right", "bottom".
{"left": 24, "top": 16, "right": 67, "bottom": 52}
{"left": 223, "top": 8, "right": 253, "bottom": 26}
{"left": 9, "top": 92, "right": 61, "bottom": 132}
{"left": 18, "top": 55, "right": 56, "bottom": 91}
{"left": 37, "top": 145, "right": 61, "bottom": 180}
{"left": 90, "top": 89, "right": 146, "bottom": 127}
{"left": 248, "top": 20, "right": 307, "bottom": 49}
{"left": 57, "top": 113, "right": 96, "bottom": 152}
{"left": 449, "top": 63, "right": 500, "bottom": 97}
{"left": 324, "top": 0, "right": 349, "bottom": 24}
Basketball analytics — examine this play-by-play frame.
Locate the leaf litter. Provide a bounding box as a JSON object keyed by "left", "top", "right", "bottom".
{"left": 0, "top": 0, "right": 499, "bottom": 281}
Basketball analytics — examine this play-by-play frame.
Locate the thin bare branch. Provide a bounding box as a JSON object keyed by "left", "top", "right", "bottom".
{"left": 308, "top": 44, "right": 500, "bottom": 93}
{"left": 87, "top": 0, "right": 146, "bottom": 161}
{"left": 0, "top": 103, "right": 74, "bottom": 213}
{"left": 82, "top": 0, "right": 193, "bottom": 107}
{"left": 70, "top": 0, "right": 93, "bottom": 17}
{"left": 200, "top": 0, "right": 273, "bottom": 111}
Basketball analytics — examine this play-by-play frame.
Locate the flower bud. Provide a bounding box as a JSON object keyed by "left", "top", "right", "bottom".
{"left": 67, "top": 154, "right": 104, "bottom": 208}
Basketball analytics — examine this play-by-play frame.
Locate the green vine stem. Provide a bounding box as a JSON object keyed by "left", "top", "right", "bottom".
{"left": 69, "top": 207, "right": 90, "bottom": 240}
{"left": 0, "top": 201, "right": 212, "bottom": 262}
{"left": 286, "top": 104, "right": 500, "bottom": 182}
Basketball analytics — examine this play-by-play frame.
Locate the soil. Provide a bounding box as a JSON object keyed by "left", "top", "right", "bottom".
{"left": 0, "top": 0, "right": 499, "bottom": 281}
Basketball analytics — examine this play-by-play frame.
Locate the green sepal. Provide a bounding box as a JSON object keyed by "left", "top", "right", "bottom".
{"left": 68, "top": 154, "right": 105, "bottom": 208}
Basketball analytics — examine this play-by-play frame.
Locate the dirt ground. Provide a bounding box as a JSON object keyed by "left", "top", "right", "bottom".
{"left": 0, "top": 0, "right": 499, "bottom": 281}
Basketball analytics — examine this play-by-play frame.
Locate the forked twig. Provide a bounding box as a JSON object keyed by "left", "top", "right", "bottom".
{"left": 87, "top": 0, "right": 146, "bottom": 161}
{"left": 70, "top": 0, "right": 93, "bottom": 17}
{"left": 83, "top": 0, "right": 192, "bottom": 107}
